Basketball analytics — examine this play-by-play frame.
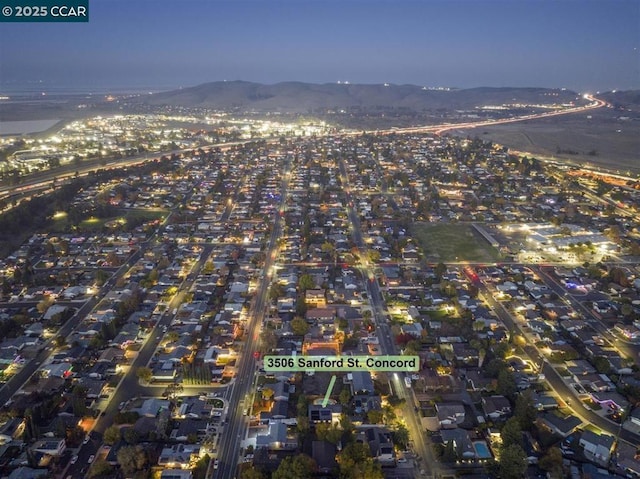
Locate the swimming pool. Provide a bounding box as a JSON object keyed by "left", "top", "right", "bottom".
{"left": 473, "top": 441, "right": 492, "bottom": 459}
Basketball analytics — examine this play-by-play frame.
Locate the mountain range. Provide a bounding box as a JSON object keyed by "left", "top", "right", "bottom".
{"left": 136, "top": 81, "right": 586, "bottom": 112}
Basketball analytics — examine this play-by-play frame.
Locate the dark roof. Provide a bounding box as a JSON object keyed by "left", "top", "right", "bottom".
{"left": 540, "top": 412, "right": 581, "bottom": 435}
{"left": 312, "top": 441, "right": 337, "bottom": 472}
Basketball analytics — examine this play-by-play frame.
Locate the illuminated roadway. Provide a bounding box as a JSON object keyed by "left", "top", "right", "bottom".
{"left": 213, "top": 155, "right": 291, "bottom": 479}
{"left": 339, "top": 158, "right": 445, "bottom": 479}
{"left": 1, "top": 94, "right": 608, "bottom": 208}
{"left": 473, "top": 272, "right": 640, "bottom": 447}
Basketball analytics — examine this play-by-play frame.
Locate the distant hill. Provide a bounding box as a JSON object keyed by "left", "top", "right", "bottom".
{"left": 135, "top": 81, "right": 583, "bottom": 112}
{"left": 600, "top": 90, "right": 640, "bottom": 109}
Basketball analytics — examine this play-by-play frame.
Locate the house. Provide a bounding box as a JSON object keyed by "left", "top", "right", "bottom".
{"left": 42, "top": 305, "right": 68, "bottom": 322}
{"left": 305, "top": 289, "right": 326, "bottom": 308}
{"left": 538, "top": 412, "right": 581, "bottom": 438}
{"left": 175, "top": 396, "right": 211, "bottom": 419}
{"left": 255, "top": 422, "right": 297, "bottom": 451}
{"left": 464, "top": 369, "right": 493, "bottom": 392}
{"left": 531, "top": 393, "right": 558, "bottom": 411}
{"left": 161, "top": 470, "right": 193, "bottom": 479}
{"left": 352, "top": 395, "right": 381, "bottom": 415}
{"left": 98, "top": 347, "right": 124, "bottom": 363}
{"left": 0, "top": 417, "right": 25, "bottom": 444}
{"left": 481, "top": 396, "right": 511, "bottom": 421}
{"left": 436, "top": 403, "right": 466, "bottom": 429}
{"left": 579, "top": 430, "right": 614, "bottom": 465}
{"left": 158, "top": 444, "right": 202, "bottom": 469}
{"left": 39, "top": 363, "right": 73, "bottom": 379}
{"left": 31, "top": 438, "right": 66, "bottom": 457}
{"left": 271, "top": 381, "right": 290, "bottom": 402}
{"left": 170, "top": 419, "right": 207, "bottom": 442}
{"left": 312, "top": 441, "right": 338, "bottom": 475}
{"left": 308, "top": 404, "right": 341, "bottom": 425}
{"left": 349, "top": 371, "right": 374, "bottom": 395}
{"left": 577, "top": 373, "right": 615, "bottom": 392}
{"left": 110, "top": 322, "right": 142, "bottom": 349}
{"left": 24, "top": 323, "right": 44, "bottom": 338}
{"left": 589, "top": 391, "right": 629, "bottom": 412}
{"left": 441, "top": 428, "right": 475, "bottom": 460}
{"left": 152, "top": 362, "right": 177, "bottom": 382}
{"left": 305, "top": 308, "right": 335, "bottom": 324}
{"left": 629, "top": 407, "right": 640, "bottom": 427}
{"left": 616, "top": 441, "right": 640, "bottom": 479}
{"left": 136, "top": 398, "right": 171, "bottom": 418}
{"left": 270, "top": 400, "right": 289, "bottom": 420}
{"left": 7, "top": 467, "right": 49, "bottom": 479}
{"left": 359, "top": 427, "right": 396, "bottom": 465}
{"left": 401, "top": 322, "right": 423, "bottom": 338}
{"left": 451, "top": 343, "right": 479, "bottom": 365}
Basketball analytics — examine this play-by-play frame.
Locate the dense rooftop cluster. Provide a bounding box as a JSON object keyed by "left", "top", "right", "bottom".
{"left": 0, "top": 132, "right": 638, "bottom": 479}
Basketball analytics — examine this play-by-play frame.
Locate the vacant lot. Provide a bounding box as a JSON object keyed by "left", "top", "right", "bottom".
{"left": 453, "top": 108, "right": 640, "bottom": 174}
{"left": 412, "top": 223, "right": 499, "bottom": 263}
{"left": 77, "top": 210, "right": 165, "bottom": 232}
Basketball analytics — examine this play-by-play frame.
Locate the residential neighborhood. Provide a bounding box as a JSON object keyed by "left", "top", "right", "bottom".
{"left": 0, "top": 129, "right": 639, "bottom": 479}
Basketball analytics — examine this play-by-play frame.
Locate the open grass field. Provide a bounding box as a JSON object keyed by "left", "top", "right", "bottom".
{"left": 72, "top": 209, "right": 166, "bottom": 232}
{"left": 412, "top": 222, "right": 500, "bottom": 263}
{"left": 453, "top": 108, "right": 640, "bottom": 174}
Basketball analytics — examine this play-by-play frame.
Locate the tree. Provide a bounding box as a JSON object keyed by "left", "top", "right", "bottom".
{"left": 514, "top": 390, "right": 537, "bottom": 431}
{"left": 338, "top": 388, "right": 351, "bottom": 406}
{"left": 382, "top": 404, "right": 396, "bottom": 424}
{"left": 296, "top": 415, "right": 310, "bottom": 437}
{"left": 434, "top": 262, "right": 447, "bottom": 280}
{"left": 321, "top": 241, "right": 337, "bottom": 262}
{"left": 367, "top": 409, "right": 384, "bottom": 424}
{"left": 272, "top": 454, "right": 317, "bottom": 479}
{"left": 269, "top": 283, "right": 285, "bottom": 301}
{"left": 621, "top": 303, "right": 634, "bottom": 317}
{"left": 298, "top": 273, "right": 316, "bottom": 292}
{"left": 442, "top": 440, "right": 457, "bottom": 462}
{"left": 391, "top": 423, "right": 410, "bottom": 449}
{"left": 88, "top": 459, "right": 114, "bottom": 478}
{"left": 403, "top": 340, "right": 421, "bottom": 356}
{"left": 498, "top": 444, "right": 527, "bottom": 479}
{"left": 316, "top": 422, "right": 343, "bottom": 444}
{"left": 241, "top": 467, "right": 267, "bottom": 479}
{"left": 592, "top": 356, "right": 611, "bottom": 375}
{"left": 260, "top": 329, "right": 278, "bottom": 353}
{"left": 500, "top": 417, "right": 523, "bottom": 448}
{"left": 36, "top": 297, "right": 54, "bottom": 314}
{"left": 192, "top": 454, "right": 211, "bottom": 478}
{"left": 103, "top": 425, "right": 121, "bottom": 445}
{"left": 116, "top": 445, "right": 147, "bottom": 475}
{"left": 136, "top": 366, "right": 153, "bottom": 384}
{"left": 337, "top": 442, "right": 383, "bottom": 479}
{"left": 123, "top": 427, "right": 139, "bottom": 445}
{"left": 165, "top": 331, "right": 180, "bottom": 343}
{"left": 539, "top": 446, "right": 563, "bottom": 478}
{"left": 291, "top": 316, "right": 310, "bottom": 336}
{"left": 94, "top": 269, "right": 109, "bottom": 287}
{"left": 497, "top": 369, "right": 517, "bottom": 398}
{"left": 53, "top": 335, "right": 67, "bottom": 349}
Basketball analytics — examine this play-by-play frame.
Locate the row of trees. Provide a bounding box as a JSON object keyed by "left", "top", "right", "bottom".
{"left": 242, "top": 441, "right": 385, "bottom": 479}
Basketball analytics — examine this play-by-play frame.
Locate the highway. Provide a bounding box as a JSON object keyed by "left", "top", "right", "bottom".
{"left": 359, "top": 94, "right": 608, "bottom": 137}
{"left": 1, "top": 94, "right": 609, "bottom": 213}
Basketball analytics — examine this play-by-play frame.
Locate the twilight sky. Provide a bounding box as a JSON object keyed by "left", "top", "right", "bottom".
{"left": 0, "top": 0, "right": 638, "bottom": 93}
